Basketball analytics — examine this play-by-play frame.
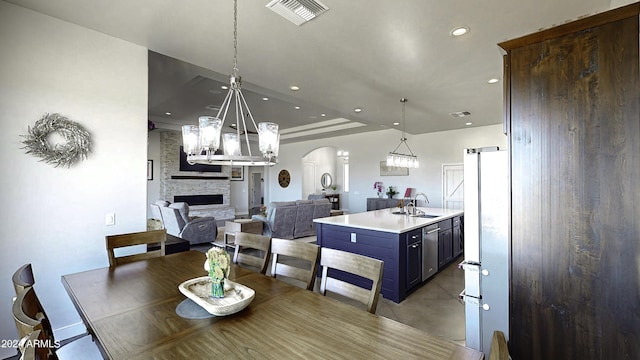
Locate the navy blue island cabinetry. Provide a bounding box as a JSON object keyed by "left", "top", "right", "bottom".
{"left": 315, "top": 207, "right": 464, "bottom": 303}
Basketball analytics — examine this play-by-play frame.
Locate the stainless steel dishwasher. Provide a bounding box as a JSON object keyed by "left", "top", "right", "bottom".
{"left": 422, "top": 223, "right": 440, "bottom": 281}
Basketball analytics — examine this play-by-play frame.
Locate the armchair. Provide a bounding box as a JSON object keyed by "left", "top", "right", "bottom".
{"left": 149, "top": 200, "right": 169, "bottom": 227}
{"left": 252, "top": 201, "right": 297, "bottom": 239}
{"left": 159, "top": 202, "right": 217, "bottom": 245}
{"left": 251, "top": 199, "right": 331, "bottom": 239}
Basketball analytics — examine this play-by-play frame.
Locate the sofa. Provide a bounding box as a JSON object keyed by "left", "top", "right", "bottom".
{"left": 150, "top": 200, "right": 218, "bottom": 245}
{"left": 252, "top": 199, "right": 332, "bottom": 239}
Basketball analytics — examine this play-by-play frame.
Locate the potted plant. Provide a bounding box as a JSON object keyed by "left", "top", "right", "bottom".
{"left": 374, "top": 181, "right": 384, "bottom": 198}
{"left": 386, "top": 186, "right": 398, "bottom": 199}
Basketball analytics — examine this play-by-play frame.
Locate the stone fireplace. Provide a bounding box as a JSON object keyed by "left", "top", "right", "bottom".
{"left": 173, "top": 194, "right": 223, "bottom": 206}
{"left": 159, "top": 131, "right": 235, "bottom": 221}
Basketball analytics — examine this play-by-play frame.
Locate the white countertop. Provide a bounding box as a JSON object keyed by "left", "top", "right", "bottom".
{"left": 314, "top": 207, "right": 463, "bottom": 234}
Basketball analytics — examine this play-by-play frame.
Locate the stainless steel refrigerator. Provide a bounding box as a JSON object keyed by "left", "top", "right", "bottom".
{"left": 460, "top": 147, "right": 509, "bottom": 355}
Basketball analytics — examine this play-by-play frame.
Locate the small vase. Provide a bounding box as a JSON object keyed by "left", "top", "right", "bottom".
{"left": 211, "top": 278, "right": 225, "bottom": 298}
{"left": 388, "top": 195, "right": 393, "bottom": 199}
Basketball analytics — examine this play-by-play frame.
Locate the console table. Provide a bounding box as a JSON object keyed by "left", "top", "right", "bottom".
{"left": 324, "top": 193, "right": 340, "bottom": 210}
{"left": 366, "top": 197, "right": 401, "bottom": 211}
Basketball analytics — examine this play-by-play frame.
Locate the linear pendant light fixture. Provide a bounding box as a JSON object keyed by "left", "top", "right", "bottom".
{"left": 181, "top": 0, "right": 279, "bottom": 166}
{"left": 387, "top": 98, "right": 419, "bottom": 168}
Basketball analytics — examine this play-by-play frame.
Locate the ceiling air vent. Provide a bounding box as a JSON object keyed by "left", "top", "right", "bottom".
{"left": 450, "top": 111, "right": 471, "bottom": 118}
{"left": 266, "top": 0, "right": 329, "bottom": 26}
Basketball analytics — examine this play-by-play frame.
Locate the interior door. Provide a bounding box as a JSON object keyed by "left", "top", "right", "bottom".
{"left": 250, "top": 172, "right": 263, "bottom": 207}
{"left": 443, "top": 164, "right": 463, "bottom": 209}
{"left": 302, "top": 161, "right": 316, "bottom": 200}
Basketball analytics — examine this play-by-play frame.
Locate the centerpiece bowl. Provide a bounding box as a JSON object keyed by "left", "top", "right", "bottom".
{"left": 178, "top": 277, "right": 255, "bottom": 316}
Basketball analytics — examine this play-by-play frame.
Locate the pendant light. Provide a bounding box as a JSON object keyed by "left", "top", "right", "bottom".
{"left": 181, "top": 0, "right": 279, "bottom": 166}
{"left": 387, "top": 98, "right": 419, "bottom": 168}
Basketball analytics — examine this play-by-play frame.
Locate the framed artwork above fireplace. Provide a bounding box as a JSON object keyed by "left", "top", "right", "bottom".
{"left": 231, "top": 166, "right": 244, "bottom": 181}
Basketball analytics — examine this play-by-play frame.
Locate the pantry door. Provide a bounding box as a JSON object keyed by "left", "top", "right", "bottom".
{"left": 442, "top": 164, "right": 463, "bottom": 210}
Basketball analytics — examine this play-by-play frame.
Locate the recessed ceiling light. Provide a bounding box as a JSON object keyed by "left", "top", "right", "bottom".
{"left": 320, "top": 113, "right": 326, "bottom": 117}
{"left": 295, "top": 106, "right": 301, "bottom": 110}
{"left": 165, "top": 112, "right": 171, "bottom": 116}
{"left": 465, "top": 122, "right": 473, "bottom": 126}
{"left": 488, "top": 78, "right": 499, "bottom": 84}
{"left": 290, "top": 85, "right": 300, "bottom": 91}
{"left": 393, "top": 122, "right": 400, "bottom": 126}
{"left": 450, "top": 27, "right": 469, "bottom": 37}
{"left": 221, "top": 85, "right": 228, "bottom": 90}
{"left": 354, "top": 108, "right": 362, "bottom": 113}
{"left": 262, "top": 97, "right": 269, "bottom": 101}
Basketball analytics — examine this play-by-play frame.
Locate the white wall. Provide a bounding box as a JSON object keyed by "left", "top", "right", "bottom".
{"left": 230, "top": 175, "right": 249, "bottom": 215}
{"left": 302, "top": 146, "right": 337, "bottom": 194}
{"left": 0, "top": 3, "right": 148, "bottom": 357}
{"left": 147, "top": 129, "right": 161, "bottom": 215}
{"left": 266, "top": 125, "right": 507, "bottom": 213}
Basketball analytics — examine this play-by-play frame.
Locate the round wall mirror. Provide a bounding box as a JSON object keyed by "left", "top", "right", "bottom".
{"left": 320, "top": 173, "right": 332, "bottom": 189}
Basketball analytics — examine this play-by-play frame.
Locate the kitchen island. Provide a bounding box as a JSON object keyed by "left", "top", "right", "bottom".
{"left": 314, "top": 207, "right": 463, "bottom": 303}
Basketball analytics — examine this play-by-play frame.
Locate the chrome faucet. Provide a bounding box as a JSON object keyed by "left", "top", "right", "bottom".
{"left": 411, "top": 192, "right": 429, "bottom": 215}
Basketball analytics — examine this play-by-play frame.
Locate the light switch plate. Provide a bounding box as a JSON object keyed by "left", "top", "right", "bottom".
{"left": 105, "top": 213, "right": 115, "bottom": 226}
{"left": 350, "top": 233, "right": 356, "bottom": 243}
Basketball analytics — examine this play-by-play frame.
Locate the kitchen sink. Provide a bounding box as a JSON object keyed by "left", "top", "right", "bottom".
{"left": 392, "top": 211, "right": 439, "bottom": 219}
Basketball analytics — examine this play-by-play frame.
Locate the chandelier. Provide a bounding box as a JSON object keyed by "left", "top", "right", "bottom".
{"left": 181, "top": 0, "right": 279, "bottom": 166}
{"left": 387, "top": 98, "right": 419, "bottom": 168}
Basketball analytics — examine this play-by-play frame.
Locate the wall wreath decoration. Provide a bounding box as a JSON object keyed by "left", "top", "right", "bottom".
{"left": 21, "top": 113, "right": 92, "bottom": 168}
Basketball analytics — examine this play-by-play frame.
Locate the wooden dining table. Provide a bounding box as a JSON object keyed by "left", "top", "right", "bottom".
{"left": 62, "top": 250, "right": 483, "bottom": 360}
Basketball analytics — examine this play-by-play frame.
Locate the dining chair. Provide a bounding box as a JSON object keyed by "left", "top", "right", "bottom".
{"left": 233, "top": 232, "right": 272, "bottom": 274}
{"left": 269, "top": 238, "right": 320, "bottom": 290}
{"left": 489, "top": 330, "right": 510, "bottom": 360}
{"left": 11, "top": 264, "right": 51, "bottom": 333}
{"left": 13, "top": 287, "right": 91, "bottom": 352}
{"left": 319, "top": 247, "right": 384, "bottom": 314}
{"left": 17, "top": 329, "right": 53, "bottom": 360}
{"left": 12, "top": 263, "right": 35, "bottom": 296}
{"left": 106, "top": 229, "right": 167, "bottom": 267}
{"left": 11, "top": 265, "right": 93, "bottom": 359}
{"left": 13, "top": 287, "right": 51, "bottom": 341}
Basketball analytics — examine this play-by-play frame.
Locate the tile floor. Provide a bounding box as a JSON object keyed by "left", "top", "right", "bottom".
{"left": 375, "top": 256, "right": 466, "bottom": 345}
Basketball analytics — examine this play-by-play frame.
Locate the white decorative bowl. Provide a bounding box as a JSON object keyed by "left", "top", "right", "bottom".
{"left": 178, "top": 277, "right": 255, "bottom": 316}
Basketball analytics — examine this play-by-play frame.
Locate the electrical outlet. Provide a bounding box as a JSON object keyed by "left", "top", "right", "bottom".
{"left": 105, "top": 213, "right": 116, "bottom": 226}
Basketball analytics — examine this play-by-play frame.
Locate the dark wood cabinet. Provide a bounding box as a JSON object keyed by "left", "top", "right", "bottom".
{"left": 500, "top": 4, "right": 640, "bottom": 359}
{"left": 437, "top": 219, "right": 453, "bottom": 270}
{"left": 406, "top": 229, "right": 422, "bottom": 290}
{"left": 452, "top": 216, "right": 463, "bottom": 258}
